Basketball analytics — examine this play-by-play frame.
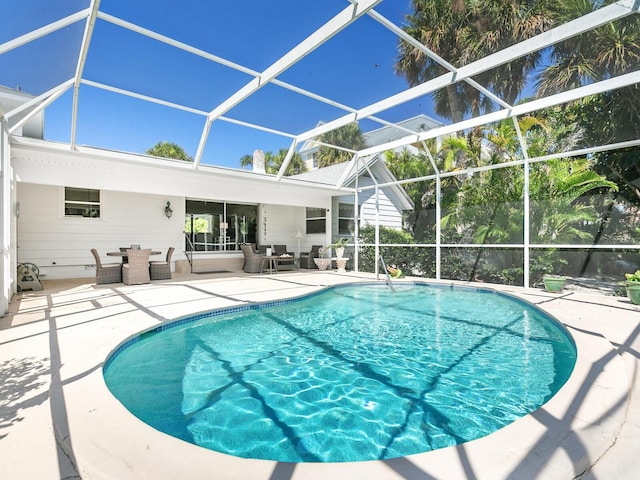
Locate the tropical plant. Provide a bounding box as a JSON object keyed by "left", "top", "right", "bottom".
{"left": 435, "top": 113, "right": 618, "bottom": 283}
{"left": 315, "top": 123, "right": 367, "bottom": 167}
{"left": 562, "top": 89, "right": 640, "bottom": 210}
{"left": 395, "top": 0, "right": 552, "bottom": 122}
{"left": 538, "top": 1, "right": 640, "bottom": 97}
{"left": 536, "top": 2, "right": 640, "bottom": 214}
{"left": 239, "top": 148, "right": 306, "bottom": 175}
{"left": 625, "top": 270, "right": 640, "bottom": 282}
{"left": 328, "top": 237, "right": 349, "bottom": 249}
{"left": 383, "top": 147, "right": 435, "bottom": 240}
{"left": 357, "top": 225, "right": 432, "bottom": 277}
{"left": 146, "top": 141, "right": 193, "bottom": 161}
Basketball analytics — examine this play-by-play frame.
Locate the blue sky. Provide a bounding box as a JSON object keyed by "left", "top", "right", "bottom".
{"left": 2, "top": 1, "right": 453, "bottom": 168}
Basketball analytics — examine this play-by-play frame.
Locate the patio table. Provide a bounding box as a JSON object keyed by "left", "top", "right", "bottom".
{"left": 107, "top": 250, "right": 162, "bottom": 257}
{"left": 261, "top": 255, "right": 296, "bottom": 274}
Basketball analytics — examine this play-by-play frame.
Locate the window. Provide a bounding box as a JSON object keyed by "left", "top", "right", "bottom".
{"left": 185, "top": 200, "right": 257, "bottom": 251}
{"left": 338, "top": 203, "right": 355, "bottom": 235}
{"left": 64, "top": 187, "right": 100, "bottom": 217}
{"left": 306, "top": 207, "right": 326, "bottom": 234}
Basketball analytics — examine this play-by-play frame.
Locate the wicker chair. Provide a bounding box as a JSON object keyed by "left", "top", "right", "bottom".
{"left": 122, "top": 249, "right": 151, "bottom": 285}
{"left": 90, "top": 249, "right": 122, "bottom": 284}
{"left": 299, "top": 245, "right": 323, "bottom": 269}
{"left": 241, "top": 244, "right": 263, "bottom": 273}
{"left": 150, "top": 247, "right": 174, "bottom": 280}
{"left": 272, "top": 244, "right": 296, "bottom": 270}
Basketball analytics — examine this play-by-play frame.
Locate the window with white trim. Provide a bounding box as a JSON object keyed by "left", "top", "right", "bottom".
{"left": 64, "top": 187, "right": 101, "bottom": 218}
{"left": 338, "top": 203, "right": 355, "bottom": 235}
{"left": 306, "top": 207, "right": 326, "bottom": 234}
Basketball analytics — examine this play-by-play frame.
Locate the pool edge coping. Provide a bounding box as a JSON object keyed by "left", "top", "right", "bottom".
{"left": 53, "top": 278, "right": 630, "bottom": 480}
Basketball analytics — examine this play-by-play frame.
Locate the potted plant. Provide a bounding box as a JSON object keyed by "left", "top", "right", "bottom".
{"left": 328, "top": 237, "right": 349, "bottom": 259}
{"left": 542, "top": 274, "right": 566, "bottom": 293}
{"left": 624, "top": 270, "right": 640, "bottom": 305}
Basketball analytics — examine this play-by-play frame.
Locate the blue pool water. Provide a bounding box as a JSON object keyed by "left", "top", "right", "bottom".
{"left": 103, "top": 283, "right": 576, "bottom": 462}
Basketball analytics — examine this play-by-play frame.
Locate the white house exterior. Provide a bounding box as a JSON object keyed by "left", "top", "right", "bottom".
{"left": 292, "top": 156, "right": 414, "bottom": 234}
{"left": 0, "top": 88, "right": 414, "bottom": 315}
{"left": 10, "top": 137, "right": 334, "bottom": 279}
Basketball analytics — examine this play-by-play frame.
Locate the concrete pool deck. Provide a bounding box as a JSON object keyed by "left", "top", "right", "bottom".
{"left": 1, "top": 270, "right": 638, "bottom": 479}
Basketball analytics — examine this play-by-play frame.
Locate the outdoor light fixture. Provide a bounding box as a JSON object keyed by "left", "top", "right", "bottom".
{"left": 164, "top": 201, "right": 173, "bottom": 219}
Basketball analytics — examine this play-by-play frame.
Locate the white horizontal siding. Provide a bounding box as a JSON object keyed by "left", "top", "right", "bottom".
{"left": 336, "top": 187, "right": 404, "bottom": 231}
{"left": 17, "top": 183, "right": 185, "bottom": 279}
{"left": 262, "top": 204, "right": 328, "bottom": 254}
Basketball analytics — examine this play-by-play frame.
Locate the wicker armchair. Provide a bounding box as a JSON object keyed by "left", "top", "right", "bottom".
{"left": 241, "top": 244, "right": 263, "bottom": 273}
{"left": 299, "top": 245, "right": 323, "bottom": 269}
{"left": 90, "top": 249, "right": 122, "bottom": 284}
{"left": 150, "top": 247, "right": 174, "bottom": 280}
{"left": 272, "top": 244, "right": 296, "bottom": 270}
{"left": 122, "top": 249, "right": 151, "bottom": 285}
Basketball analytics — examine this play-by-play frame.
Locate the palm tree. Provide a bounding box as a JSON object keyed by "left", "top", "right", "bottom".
{"left": 395, "top": 0, "right": 552, "bottom": 122}
{"left": 146, "top": 141, "right": 192, "bottom": 161}
{"left": 384, "top": 148, "right": 436, "bottom": 240}
{"left": 315, "top": 123, "right": 367, "bottom": 167}
{"left": 240, "top": 149, "right": 306, "bottom": 175}
{"left": 537, "top": 2, "right": 640, "bottom": 209}
{"left": 538, "top": 1, "right": 640, "bottom": 96}
{"left": 439, "top": 114, "right": 617, "bottom": 282}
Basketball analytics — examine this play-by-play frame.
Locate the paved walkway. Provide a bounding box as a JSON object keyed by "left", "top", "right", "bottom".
{"left": 1, "top": 271, "right": 638, "bottom": 479}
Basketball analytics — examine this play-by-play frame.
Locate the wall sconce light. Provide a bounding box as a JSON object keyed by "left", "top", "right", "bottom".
{"left": 164, "top": 201, "right": 173, "bottom": 219}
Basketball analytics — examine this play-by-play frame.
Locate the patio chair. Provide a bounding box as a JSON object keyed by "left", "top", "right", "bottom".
{"left": 90, "top": 248, "right": 122, "bottom": 284}
{"left": 122, "top": 249, "right": 151, "bottom": 285}
{"left": 150, "top": 247, "right": 174, "bottom": 280}
{"left": 241, "top": 244, "right": 263, "bottom": 273}
{"left": 273, "top": 244, "right": 296, "bottom": 270}
{"left": 299, "top": 245, "right": 323, "bottom": 269}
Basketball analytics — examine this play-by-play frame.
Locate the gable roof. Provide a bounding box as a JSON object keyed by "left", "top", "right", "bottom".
{"left": 291, "top": 154, "right": 414, "bottom": 210}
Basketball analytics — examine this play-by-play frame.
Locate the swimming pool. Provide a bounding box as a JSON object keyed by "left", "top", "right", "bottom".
{"left": 104, "top": 282, "right": 576, "bottom": 463}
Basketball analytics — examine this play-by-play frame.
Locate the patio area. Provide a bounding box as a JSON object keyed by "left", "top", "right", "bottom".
{"left": 1, "top": 270, "right": 639, "bottom": 479}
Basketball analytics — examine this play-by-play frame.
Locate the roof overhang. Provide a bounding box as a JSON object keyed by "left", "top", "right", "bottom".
{"left": 10, "top": 136, "right": 351, "bottom": 208}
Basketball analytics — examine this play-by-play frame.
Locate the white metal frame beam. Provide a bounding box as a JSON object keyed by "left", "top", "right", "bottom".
{"left": 0, "top": 9, "right": 89, "bottom": 55}
{"left": 70, "top": 0, "right": 101, "bottom": 148}
{"left": 192, "top": 0, "right": 383, "bottom": 167}
{"left": 359, "top": 70, "right": 640, "bottom": 158}
{"left": 296, "top": 0, "right": 638, "bottom": 146}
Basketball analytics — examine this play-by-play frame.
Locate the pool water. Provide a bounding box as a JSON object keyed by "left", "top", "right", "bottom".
{"left": 104, "top": 283, "right": 576, "bottom": 462}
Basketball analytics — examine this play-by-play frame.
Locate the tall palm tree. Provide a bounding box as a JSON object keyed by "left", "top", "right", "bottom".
{"left": 395, "top": 0, "right": 553, "bottom": 122}
{"left": 240, "top": 148, "right": 306, "bottom": 175}
{"left": 146, "top": 141, "right": 192, "bottom": 161}
{"left": 538, "top": 0, "right": 640, "bottom": 96}
{"left": 315, "top": 123, "right": 367, "bottom": 167}
{"left": 537, "top": 1, "right": 640, "bottom": 208}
